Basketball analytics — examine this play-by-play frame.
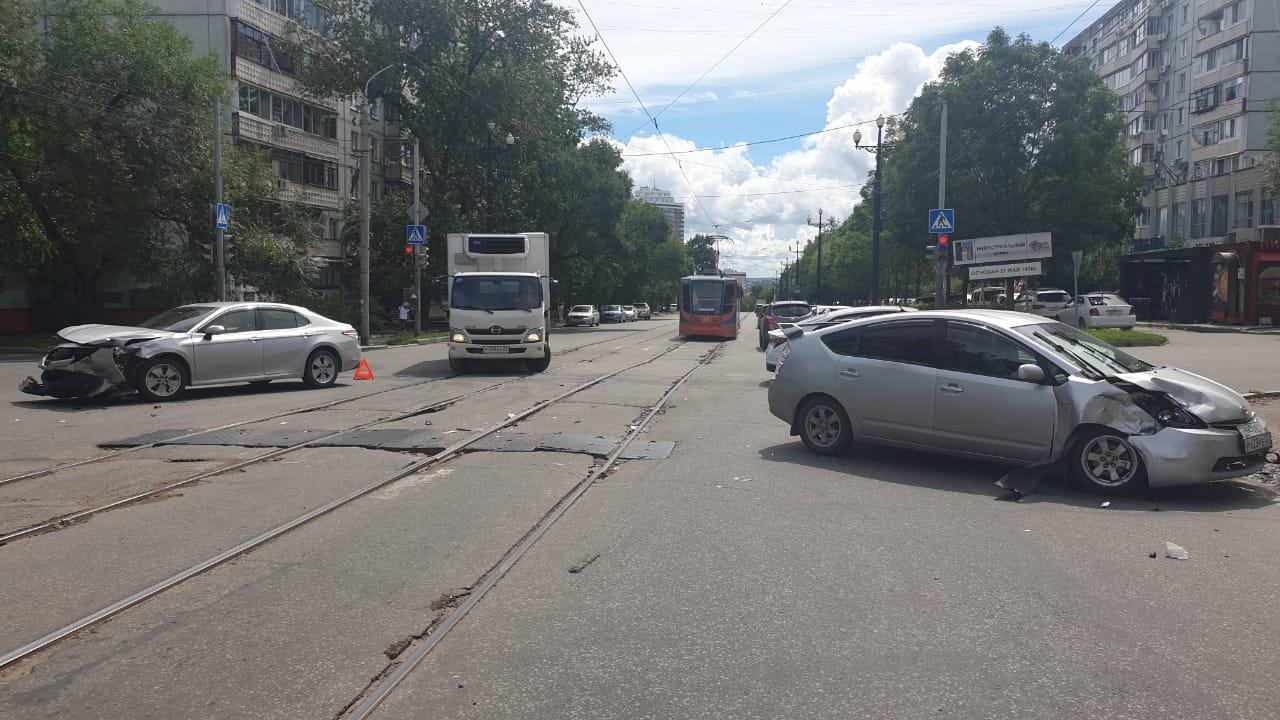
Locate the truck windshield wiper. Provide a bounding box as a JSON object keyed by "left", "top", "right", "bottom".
{"left": 452, "top": 305, "right": 494, "bottom": 314}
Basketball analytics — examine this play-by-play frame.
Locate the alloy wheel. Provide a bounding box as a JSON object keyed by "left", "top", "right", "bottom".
{"left": 145, "top": 364, "right": 182, "bottom": 398}
{"left": 311, "top": 353, "right": 336, "bottom": 384}
{"left": 804, "top": 405, "right": 842, "bottom": 449}
{"left": 1080, "top": 435, "right": 1138, "bottom": 487}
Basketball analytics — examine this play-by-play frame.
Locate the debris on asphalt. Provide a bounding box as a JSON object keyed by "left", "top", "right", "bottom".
{"left": 1101, "top": 501, "right": 1111, "bottom": 508}
{"left": 1162, "top": 542, "right": 1189, "bottom": 560}
{"left": 568, "top": 553, "right": 600, "bottom": 574}
{"left": 506, "top": 413, "right": 516, "bottom": 420}
{"left": 1149, "top": 552, "right": 1158, "bottom": 558}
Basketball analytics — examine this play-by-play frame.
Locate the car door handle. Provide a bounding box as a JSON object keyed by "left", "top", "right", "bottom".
{"left": 839, "top": 368, "right": 860, "bottom": 378}
{"left": 938, "top": 383, "right": 963, "bottom": 394}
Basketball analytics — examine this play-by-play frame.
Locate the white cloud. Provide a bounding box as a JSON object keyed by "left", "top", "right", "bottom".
{"left": 615, "top": 40, "right": 980, "bottom": 277}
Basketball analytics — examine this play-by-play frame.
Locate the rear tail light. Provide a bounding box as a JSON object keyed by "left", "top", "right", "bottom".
{"left": 769, "top": 336, "right": 787, "bottom": 347}
{"left": 1128, "top": 307, "right": 1136, "bottom": 315}
{"left": 766, "top": 317, "right": 777, "bottom": 329}
{"left": 1089, "top": 308, "right": 1100, "bottom": 316}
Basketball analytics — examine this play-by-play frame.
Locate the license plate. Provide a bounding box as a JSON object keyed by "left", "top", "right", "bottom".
{"left": 1240, "top": 421, "right": 1272, "bottom": 454}
{"left": 482, "top": 346, "right": 509, "bottom": 354}
{"left": 1106, "top": 308, "right": 1123, "bottom": 315}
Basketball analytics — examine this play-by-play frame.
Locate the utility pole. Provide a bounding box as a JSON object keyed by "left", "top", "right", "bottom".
{"left": 807, "top": 209, "right": 829, "bottom": 304}
{"left": 871, "top": 120, "right": 883, "bottom": 305}
{"left": 935, "top": 101, "right": 948, "bottom": 309}
{"left": 214, "top": 97, "right": 225, "bottom": 301}
{"left": 359, "top": 93, "right": 372, "bottom": 344}
{"left": 791, "top": 240, "right": 801, "bottom": 298}
{"left": 412, "top": 138, "right": 422, "bottom": 334}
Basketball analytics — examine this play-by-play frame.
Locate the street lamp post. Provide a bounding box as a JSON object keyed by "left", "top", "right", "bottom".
{"left": 482, "top": 122, "right": 516, "bottom": 232}
{"left": 359, "top": 62, "right": 400, "bottom": 345}
{"left": 854, "top": 115, "right": 894, "bottom": 305}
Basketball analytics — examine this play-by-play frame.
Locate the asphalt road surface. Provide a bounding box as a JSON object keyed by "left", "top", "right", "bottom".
{"left": 1, "top": 317, "right": 1277, "bottom": 719}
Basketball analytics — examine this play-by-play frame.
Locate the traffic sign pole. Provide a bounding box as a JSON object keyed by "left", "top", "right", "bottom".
{"left": 935, "top": 101, "right": 948, "bottom": 309}
{"left": 214, "top": 98, "right": 225, "bottom": 301}
{"left": 412, "top": 139, "right": 422, "bottom": 334}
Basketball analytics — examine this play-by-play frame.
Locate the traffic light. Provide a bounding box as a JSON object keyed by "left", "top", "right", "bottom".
{"left": 405, "top": 245, "right": 415, "bottom": 254}
{"left": 938, "top": 234, "right": 949, "bottom": 246}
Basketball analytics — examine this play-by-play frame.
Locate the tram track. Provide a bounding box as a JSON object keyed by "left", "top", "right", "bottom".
{"left": 0, "top": 323, "right": 674, "bottom": 489}
{"left": 0, "top": 323, "right": 681, "bottom": 547}
{"left": 0, "top": 334, "right": 712, "bottom": 672}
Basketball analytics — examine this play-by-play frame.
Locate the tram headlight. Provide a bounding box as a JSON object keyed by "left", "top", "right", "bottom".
{"left": 524, "top": 328, "right": 544, "bottom": 343}
{"left": 450, "top": 329, "right": 467, "bottom": 343}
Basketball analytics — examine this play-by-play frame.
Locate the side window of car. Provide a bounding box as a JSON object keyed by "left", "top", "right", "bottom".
{"left": 944, "top": 322, "right": 1037, "bottom": 380}
{"left": 820, "top": 327, "right": 861, "bottom": 356}
{"left": 261, "top": 309, "right": 298, "bottom": 330}
{"left": 215, "top": 309, "right": 258, "bottom": 334}
{"left": 856, "top": 321, "right": 935, "bottom": 365}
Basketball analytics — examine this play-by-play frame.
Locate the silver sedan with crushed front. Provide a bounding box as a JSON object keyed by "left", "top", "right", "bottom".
{"left": 20, "top": 302, "right": 362, "bottom": 402}
{"left": 768, "top": 309, "right": 1271, "bottom": 494}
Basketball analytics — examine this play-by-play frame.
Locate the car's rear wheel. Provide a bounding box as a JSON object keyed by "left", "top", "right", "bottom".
{"left": 135, "top": 357, "right": 188, "bottom": 402}
{"left": 1070, "top": 429, "right": 1147, "bottom": 495}
{"left": 1078, "top": 318, "right": 1087, "bottom": 329}
{"left": 303, "top": 349, "right": 339, "bottom": 388}
{"left": 797, "top": 396, "right": 852, "bottom": 456}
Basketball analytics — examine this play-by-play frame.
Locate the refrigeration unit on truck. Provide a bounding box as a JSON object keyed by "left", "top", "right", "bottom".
{"left": 446, "top": 232, "right": 555, "bottom": 373}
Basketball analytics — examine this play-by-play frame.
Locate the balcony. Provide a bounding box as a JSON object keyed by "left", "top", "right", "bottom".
{"left": 278, "top": 179, "right": 342, "bottom": 211}
{"left": 1118, "top": 67, "right": 1160, "bottom": 94}
{"left": 235, "top": 60, "right": 306, "bottom": 100}
{"left": 1196, "top": 19, "right": 1250, "bottom": 54}
{"left": 1190, "top": 96, "right": 1245, "bottom": 126}
{"left": 1192, "top": 58, "right": 1247, "bottom": 89}
{"left": 233, "top": 112, "right": 341, "bottom": 161}
{"left": 1197, "top": 0, "right": 1238, "bottom": 20}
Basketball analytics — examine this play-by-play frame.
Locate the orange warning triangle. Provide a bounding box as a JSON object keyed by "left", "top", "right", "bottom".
{"left": 353, "top": 358, "right": 375, "bottom": 380}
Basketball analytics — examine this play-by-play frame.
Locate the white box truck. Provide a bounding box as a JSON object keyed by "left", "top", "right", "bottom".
{"left": 446, "top": 233, "right": 554, "bottom": 373}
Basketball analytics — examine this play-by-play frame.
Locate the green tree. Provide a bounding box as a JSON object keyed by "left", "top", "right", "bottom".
{"left": 880, "top": 28, "right": 1142, "bottom": 291}
{"left": 687, "top": 234, "right": 719, "bottom": 273}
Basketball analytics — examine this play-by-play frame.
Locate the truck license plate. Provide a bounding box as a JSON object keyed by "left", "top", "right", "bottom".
{"left": 482, "top": 346, "right": 509, "bottom": 354}
{"left": 1239, "top": 420, "right": 1272, "bottom": 454}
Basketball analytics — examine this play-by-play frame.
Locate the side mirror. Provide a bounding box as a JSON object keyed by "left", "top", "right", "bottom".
{"left": 1017, "top": 363, "right": 1046, "bottom": 383}
{"left": 203, "top": 325, "right": 226, "bottom": 338}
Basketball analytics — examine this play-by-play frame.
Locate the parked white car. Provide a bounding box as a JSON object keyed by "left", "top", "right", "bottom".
{"left": 622, "top": 305, "right": 638, "bottom": 322}
{"left": 1056, "top": 294, "right": 1135, "bottom": 329}
{"left": 765, "top": 305, "right": 915, "bottom": 372}
{"left": 566, "top": 304, "right": 600, "bottom": 327}
{"left": 1014, "top": 289, "right": 1073, "bottom": 317}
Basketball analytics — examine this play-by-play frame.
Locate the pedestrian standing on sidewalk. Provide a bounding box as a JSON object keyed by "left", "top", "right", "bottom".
{"left": 398, "top": 302, "right": 410, "bottom": 332}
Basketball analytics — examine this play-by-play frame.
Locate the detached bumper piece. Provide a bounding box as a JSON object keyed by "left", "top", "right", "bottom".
{"left": 20, "top": 370, "right": 115, "bottom": 399}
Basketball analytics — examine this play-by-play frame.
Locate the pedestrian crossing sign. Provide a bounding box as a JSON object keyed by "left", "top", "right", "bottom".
{"left": 928, "top": 208, "right": 954, "bottom": 234}
{"left": 406, "top": 224, "right": 426, "bottom": 245}
{"left": 215, "top": 203, "right": 230, "bottom": 230}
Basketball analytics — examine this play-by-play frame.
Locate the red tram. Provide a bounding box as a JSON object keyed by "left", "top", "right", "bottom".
{"left": 678, "top": 275, "right": 741, "bottom": 339}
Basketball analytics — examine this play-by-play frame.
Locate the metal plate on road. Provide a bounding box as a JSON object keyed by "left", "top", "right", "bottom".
{"left": 1240, "top": 421, "right": 1271, "bottom": 454}
{"left": 482, "top": 346, "right": 509, "bottom": 354}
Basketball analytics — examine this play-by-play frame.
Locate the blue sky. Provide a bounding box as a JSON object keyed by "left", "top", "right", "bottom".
{"left": 567, "top": 0, "right": 1113, "bottom": 275}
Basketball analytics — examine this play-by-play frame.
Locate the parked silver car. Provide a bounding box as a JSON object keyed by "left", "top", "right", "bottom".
{"left": 566, "top": 304, "right": 600, "bottom": 327}
{"left": 768, "top": 309, "right": 1271, "bottom": 494}
{"left": 20, "top": 302, "right": 362, "bottom": 402}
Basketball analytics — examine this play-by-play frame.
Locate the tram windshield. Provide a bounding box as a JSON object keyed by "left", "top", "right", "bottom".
{"left": 686, "top": 280, "right": 730, "bottom": 314}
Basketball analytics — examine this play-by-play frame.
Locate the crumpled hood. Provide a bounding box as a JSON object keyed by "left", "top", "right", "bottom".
{"left": 56, "top": 324, "right": 168, "bottom": 346}
{"left": 1115, "top": 366, "right": 1251, "bottom": 424}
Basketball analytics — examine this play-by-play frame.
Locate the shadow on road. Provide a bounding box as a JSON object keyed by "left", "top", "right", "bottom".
{"left": 757, "top": 440, "right": 1279, "bottom": 513}
{"left": 10, "top": 379, "right": 353, "bottom": 411}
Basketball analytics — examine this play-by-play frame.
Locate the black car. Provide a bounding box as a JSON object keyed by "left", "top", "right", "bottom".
{"left": 757, "top": 301, "right": 811, "bottom": 350}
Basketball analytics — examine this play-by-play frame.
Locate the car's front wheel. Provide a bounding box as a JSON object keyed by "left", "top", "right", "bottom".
{"left": 1070, "top": 429, "right": 1147, "bottom": 495}
{"left": 797, "top": 396, "right": 852, "bottom": 456}
{"left": 303, "top": 349, "right": 340, "bottom": 388}
{"left": 134, "top": 357, "right": 188, "bottom": 402}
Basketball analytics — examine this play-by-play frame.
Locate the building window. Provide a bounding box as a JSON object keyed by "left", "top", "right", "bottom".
{"left": 1183, "top": 5, "right": 1189, "bottom": 24}
{"left": 1222, "top": 76, "right": 1244, "bottom": 102}
{"left": 272, "top": 150, "right": 338, "bottom": 190}
{"left": 1177, "top": 72, "right": 1185, "bottom": 94}
{"left": 1173, "top": 204, "right": 1186, "bottom": 240}
{"left": 235, "top": 24, "right": 296, "bottom": 75}
{"left": 1135, "top": 208, "right": 1151, "bottom": 228}
{"left": 1234, "top": 191, "right": 1255, "bottom": 228}
{"left": 1264, "top": 195, "right": 1278, "bottom": 225}
{"left": 238, "top": 84, "right": 337, "bottom": 139}
{"left": 1195, "top": 38, "right": 1247, "bottom": 75}
{"left": 1191, "top": 198, "right": 1207, "bottom": 238}
{"left": 1157, "top": 206, "right": 1169, "bottom": 235}
{"left": 1211, "top": 195, "right": 1229, "bottom": 236}
{"left": 1179, "top": 38, "right": 1187, "bottom": 59}
{"left": 1175, "top": 140, "right": 1184, "bottom": 159}
{"left": 1177, "top": 107, "right": 1184, "bottom": 126}
{"left": 1130, "top": 145, "right": 1154, "bottom": 166}
{"left": 328, "top": 218, "right": 340, "bottom": 239}
{"left": 1211, "top": 155, "right": 1240, "bottom": 176}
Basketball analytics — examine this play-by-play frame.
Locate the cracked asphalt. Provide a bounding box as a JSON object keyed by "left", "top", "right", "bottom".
{"left": 1, "top": 318, "right": 1278, "bottom": 719}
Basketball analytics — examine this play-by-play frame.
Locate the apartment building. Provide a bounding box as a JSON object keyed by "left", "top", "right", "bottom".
{"left": 156, "top": 0, "right": 410, "bottom": 295}
{"left": 1066, "top": 0, "right": 1280, "bottom": 325}
{"left": 633, "top": 185, "right": 687, "bottom": 242}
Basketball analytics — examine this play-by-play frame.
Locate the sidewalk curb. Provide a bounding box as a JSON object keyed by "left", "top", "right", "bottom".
{"left": 415, "top": 337, "right": 448, "bottom": 345}
{"left": 1140, "top": 322, "right": 1280, "bottom": 335}
{"left": 360, "top": 344, "right": 390, "bottom": 352}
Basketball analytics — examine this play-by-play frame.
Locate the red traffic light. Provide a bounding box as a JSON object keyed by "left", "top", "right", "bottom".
{"left": 938, "top": 234, "right": 949, "bottom": 245}
{"left": 405, "top": 245, "right": 415, "bottom": 254}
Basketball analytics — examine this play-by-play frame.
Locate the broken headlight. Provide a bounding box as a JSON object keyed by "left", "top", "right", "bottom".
{"left": 1128, "top": 390, "right": 1205, "bottom": 429}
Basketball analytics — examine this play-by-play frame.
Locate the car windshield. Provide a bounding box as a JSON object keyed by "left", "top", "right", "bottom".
{"left": 772, "top": 304, "right": 811, "bottom": 318}
{"left": 571, "top": 305, "right": 592, "bottom": 312}
{"left": 604, "top": 305, "right": 621, "bottom": 311}
{"left": 451, "top": 276, "right": 541, "bottom": 311}
{"left": 139, "top": 305, "right": 218, "bottom": 332}
{"left": 1019, "top": 322, "right": 1153, "bottom": 377}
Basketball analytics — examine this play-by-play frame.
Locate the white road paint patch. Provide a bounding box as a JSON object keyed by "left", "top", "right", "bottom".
{"left": 375, "top": 467, "right": 453, "bottom": 500}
